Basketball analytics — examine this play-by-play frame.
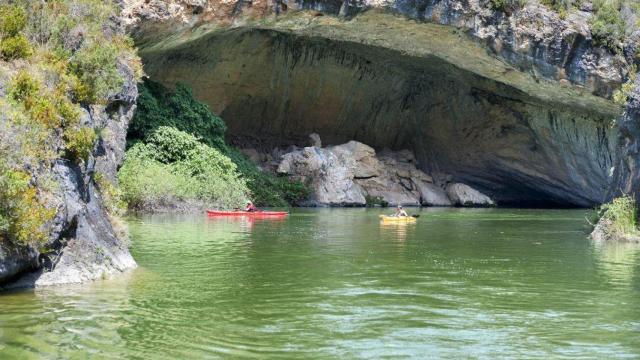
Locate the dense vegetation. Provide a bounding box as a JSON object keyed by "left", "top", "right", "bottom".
{"left": 597, "top": 196, "right": 638, "bottom": 237}
{"left": 119, "top": 127, "right": 250, "bottom": 211}
{"left": 0, "top": 1, "right": 140, "bottom": 246}
{"left": 128, "top": 80, "right": 226, "bottom": 149}
{"left": 589, "top": 0, "right": 627, "bottom": 51}
{"left": 125, "top": 79, "right": 309, "bottom": 208}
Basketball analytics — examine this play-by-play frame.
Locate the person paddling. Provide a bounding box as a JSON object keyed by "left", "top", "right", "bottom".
{"left": 244, "top": 201, "right": 257, "bottom": 212}
{"left": 392, "top": 205, "right": 408, "bottom": 217}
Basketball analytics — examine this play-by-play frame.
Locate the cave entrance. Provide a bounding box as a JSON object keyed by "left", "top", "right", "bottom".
{"left": 138, "top": 27, "right": 617, "bottom": 208}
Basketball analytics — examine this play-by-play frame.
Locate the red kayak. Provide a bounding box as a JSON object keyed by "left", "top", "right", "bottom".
{"left": 206, "top": 210, "right": 289, "bottom": 217}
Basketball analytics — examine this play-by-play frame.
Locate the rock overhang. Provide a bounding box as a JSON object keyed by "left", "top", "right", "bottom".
{"left": 129, "top": 8, "right": 627, "bottom": 207}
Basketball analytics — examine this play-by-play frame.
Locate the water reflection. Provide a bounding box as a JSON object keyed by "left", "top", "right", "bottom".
{"left": 1, "top": 209, "right": 640, "bottom": 358}
{"left": 379, "top": 222, "right": 414, "bottom": 243}
{"left": 206, "top": 215, "right": 288, "bottom": 233}
{"left": 593, "top": 240, "right": 640, "bottom": 285}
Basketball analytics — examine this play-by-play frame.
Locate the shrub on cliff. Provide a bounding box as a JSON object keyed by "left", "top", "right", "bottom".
{"left": 0, "top": 0, "right": 140, "bottom": 248}
{"left": 613, "top": 65, "right": 637, "bottom": 105}
{"left": 540, "top": 0, "right": 576, "bottom": 19}
{"left": 0, "top": 5, "right": 31, "bottom": 60}
{"left": 590, "top": 0, "right": 626, "bottom": 51}
{"left": 119, "top": 127, "right": 250, "bottom": 211}
{"left": 0, "top": 159, "right": 55, "bottom": 246}
{"left": 597, "top": 196, "right": 638, "bottom": 237}
{"left": 1, "top": 34, "right": 32, "bottom": 60}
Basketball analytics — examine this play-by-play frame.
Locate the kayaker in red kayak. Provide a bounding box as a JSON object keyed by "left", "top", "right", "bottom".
{"left": 244, "top": 201, "right": 257, "bottom": 212}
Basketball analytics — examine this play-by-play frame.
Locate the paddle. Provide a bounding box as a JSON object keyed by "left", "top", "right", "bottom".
{"left": 411, "top": 214, "right": 420, "bottom": 218}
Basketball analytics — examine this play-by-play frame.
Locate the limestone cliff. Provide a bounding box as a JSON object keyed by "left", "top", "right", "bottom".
{"left": 123, "top": 0, "right": 636, "bottom": 207}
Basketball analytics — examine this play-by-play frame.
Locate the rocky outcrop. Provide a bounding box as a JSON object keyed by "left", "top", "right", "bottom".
{"left": 5, "top": 162, "right": 137, "bottom": 289}
{"left": 590, "top": 76, "right": 640, "bottom": 241}
{"left": 590, "top": 217, "right": 640, "bottom": 244}
{"left": 0, "top": 23, "right": 139, "bottom": 289}
{"left": 277, "top": 139, "right": 494, "bottom": 206}
{"left": 1, "top": 87, "right": 138, "bottom": 289}
{"left": 416, "top": 182, "right": 452, "bottom": 207}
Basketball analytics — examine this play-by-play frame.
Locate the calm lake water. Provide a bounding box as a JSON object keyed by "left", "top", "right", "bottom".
{"left": 1, "top": 208, "right": 640, "bottom": 358}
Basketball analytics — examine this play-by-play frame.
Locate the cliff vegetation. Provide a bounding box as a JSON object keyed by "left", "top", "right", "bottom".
{"left": 0, "top": 0, "right": 140, "bottom": 249}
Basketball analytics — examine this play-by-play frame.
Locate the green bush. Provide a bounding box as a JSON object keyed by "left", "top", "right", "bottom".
{"left": 70, "top": 43, "right": 123, "bottom": 104}
{"left": 128, "top": 80, "right": 310, "bottom": 207}
{"left": 590, "top": 0, "right": 626, "bottom": 51}
{"left": 118, "top": 157, "right": 190, "bottom": 211}
{"left": 1, "top": 34, "right": 32, "bottom": 60}
{"left": 119, "top": 127, "right": 250, "bottom": 210}
{"left": 0, "top": 5, "right": 27, "bottom": 36}
{"left": 30, "top": 97, "right": 60, "bottom": 128}
{"left": 0, "top": 164, "right": 55, "bottom": 245}
{"left": 599, "top": 196, "right": 638, "bottom": 236}
{"left": 63, "top": 127, "right": 96, "bottom": 163}
{"left": 8, "top": 70, "right": 40, "bottom": 105}
{"left": 129, "top": 79, "right": 227, "bottom": 149}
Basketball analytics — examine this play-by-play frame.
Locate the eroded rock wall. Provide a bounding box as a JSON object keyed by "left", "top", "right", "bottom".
{"left": 140, "top": 25, "right": 618, "bottom": 206}
{"left": 124, "top": 0, "right": 635, "bottom": 99}
{"left": 124, "top": 0, "right": 635, "bottom": 207}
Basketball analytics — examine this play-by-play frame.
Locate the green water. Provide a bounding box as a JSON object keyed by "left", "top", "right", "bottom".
{"left": 1, "top": 208, "right": 640, "bottom": 359}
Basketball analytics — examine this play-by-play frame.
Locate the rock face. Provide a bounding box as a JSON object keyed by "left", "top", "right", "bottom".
{"left": 590, "top": 76, "right": 640, "bottom": 241}
{"left": 0, "top": 32, "right": 139, "bottom": 288}
{"left": 278, "top": 145, "right": 367, "bottom": 205}
{"left": 277, "top": 139, "right": 493, "bottom": 207}
{"left": 6, "top": 162, "right": 137, "bottom": 288}
{"left": 124, "top": 0, "right": 635, "bottom": 99}
{"left": 126, "top": 0, "right": 634, "bottom": 207}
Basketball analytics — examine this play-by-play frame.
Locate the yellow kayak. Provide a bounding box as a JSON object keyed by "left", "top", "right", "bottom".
{"left": 379, "top": 215, "right": 417, "bottom": 223}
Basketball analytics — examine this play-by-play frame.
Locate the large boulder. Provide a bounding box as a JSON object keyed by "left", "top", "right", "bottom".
{"left": 335, "top": 141, "right": 383, "bottom": 179}
{"left": 446, "top": 183, "right": 495, "bottom": 207}
{"left": 416, "top": 182, "right": 452, "bottom": 206}
{"left": 278, "top": 146, "right": 367, "bottom": 206}
{"left": 278, "top": 140, "right": 442, "bottom": 206}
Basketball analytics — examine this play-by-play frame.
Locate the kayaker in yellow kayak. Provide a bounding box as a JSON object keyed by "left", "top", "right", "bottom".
{"left": 392, "top": 205, "right": 408, "bottom": 217}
